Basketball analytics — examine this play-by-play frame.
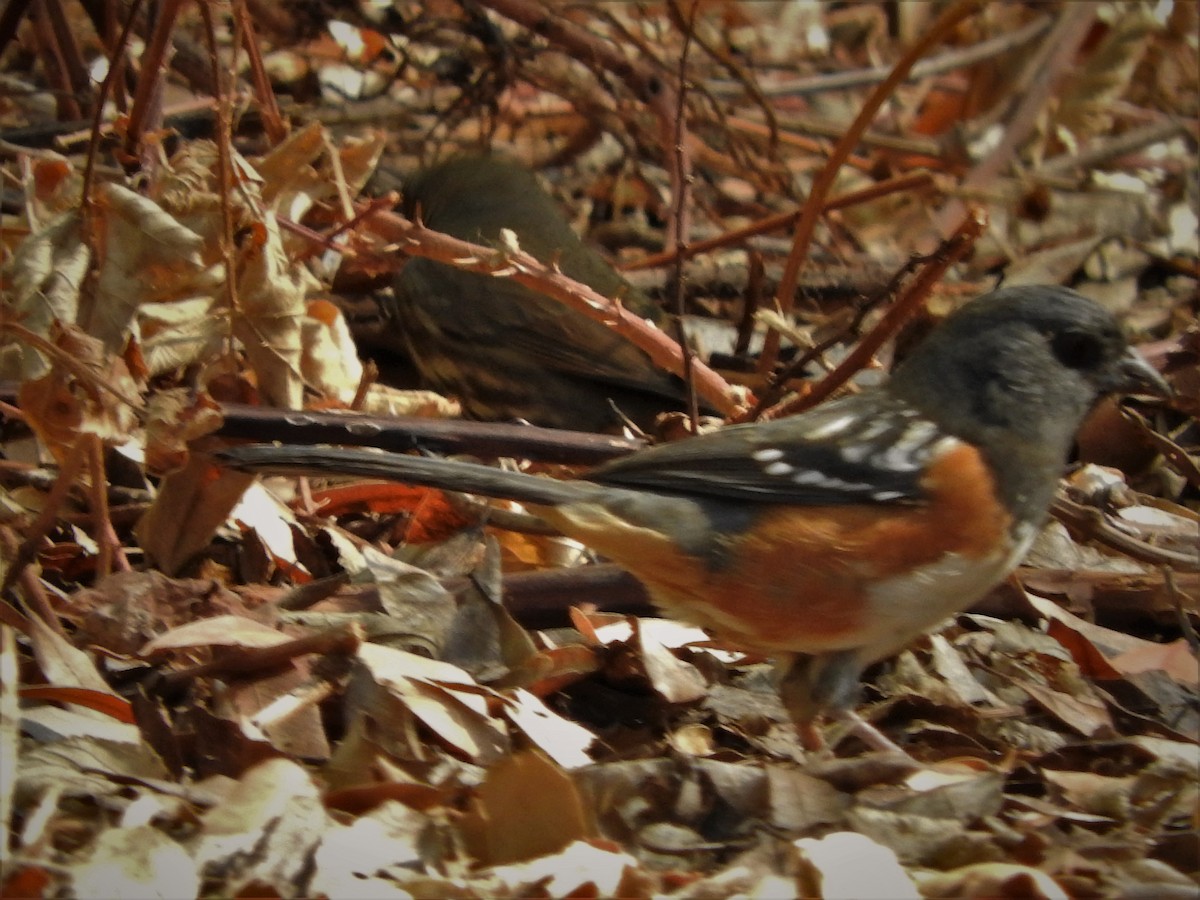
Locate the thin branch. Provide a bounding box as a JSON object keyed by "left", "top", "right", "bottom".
{"left": 759, "top": 206, "right": 986, "bottom": 421}
{"left": 760, "top": 0, "right": 984, "bottom": 376}
{"left": 708, "top": 14, "right": 1052, "bottom": 97}
{"left": 367, "top": 209, "right": 741, "bottom": 416}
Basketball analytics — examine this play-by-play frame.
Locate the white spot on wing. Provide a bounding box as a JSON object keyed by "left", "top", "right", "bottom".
{"left": 802, "top": 413, "right": 858, "bottom": 440}
{"left": 793, "top": 470, "right": 828, "bottom": 486}
{"left": 839, "top": 444, "right": 872, "bottom": 463}
{"left": 791, "top": 470, "right": 872, "bottom": 491}
{"left": 874, "top": 423, "right": 948, "bottom": 470}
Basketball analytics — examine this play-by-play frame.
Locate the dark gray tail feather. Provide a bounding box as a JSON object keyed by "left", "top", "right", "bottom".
{"left": 217, "top": 445, "right": 595, "bottom": 508}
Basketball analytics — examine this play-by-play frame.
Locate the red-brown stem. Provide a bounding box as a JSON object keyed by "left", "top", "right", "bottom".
{"left": 759, "top": 0, "right": 983, "bottom": 376}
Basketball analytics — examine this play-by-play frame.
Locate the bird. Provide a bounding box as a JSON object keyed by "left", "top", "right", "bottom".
{"left": 386, "top": 155, "right": 709, "bottom": 433}
{"left": 222, "top": 285, "right": 1170, "bottom": 753}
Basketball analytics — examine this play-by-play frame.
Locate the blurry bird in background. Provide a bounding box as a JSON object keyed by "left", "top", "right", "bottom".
{"left": 374, "top": 156, "right": 710, "bottom": 433}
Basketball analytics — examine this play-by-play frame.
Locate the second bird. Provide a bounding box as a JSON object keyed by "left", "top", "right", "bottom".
{"left": 390, "top": 156, "right": 700, "bottom": 432}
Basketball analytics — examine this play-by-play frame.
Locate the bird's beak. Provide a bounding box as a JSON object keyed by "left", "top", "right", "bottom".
{"left": 1116, "top": 347, "right": 1172, "bottom": 399}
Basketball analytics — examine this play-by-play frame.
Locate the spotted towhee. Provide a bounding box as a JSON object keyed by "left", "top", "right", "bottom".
{"left": 386, "top": 156, "right": 707, "bottom": 432}
{"left": 222, "top": 286, "right": 1171, "bottom": 752}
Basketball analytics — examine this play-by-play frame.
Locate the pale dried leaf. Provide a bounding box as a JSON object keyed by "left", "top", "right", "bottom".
{"left": 140, "top": 614, "right": 287, "bottom": 655}
{"left": 886, "top": 770, "right": 1006, "bottom": 822}
{"left": 359, "top": 384, "right": 461, "bottom": 418}
{"left": 255, "top": 120, "right": 327, "bottom": 213}
{"left": 356, "top": 642, "right": 506, "bottom": 761}
{"left": 335, "top": 130, "right": 387, "bottom": 196}
{"left": 1110, "top": 639, "right": 1199, "bottom": 686}
{"left": 847, "top": 805, "right": 995, "bottom": 868}
{"left": 915, "top": 862, "right": 1069, "bottom": 900}
{"left": 309, "top": 801, "right": 424, "bottom": 899}
{"left": 487, "top": 839, "right": 637, "bottom": 897}
{"left": 668, "top": 722, "right": 715, "bottom": 756}
{"left": 301, "top": 299, "right": 365, "bottom": 404}
{"left": 1043, "top": 769, "right": 1132, "bottom": 819}
{"left": 499, "top": 688, "right": 595, "bottom": 768}
{"left": 927, "top": 634, "right": 1004, "bottom": 706}
{"left": 228, "top": 479, "right": 304, "bottom": 569}
{"left": 1003, "top": 236, "right": 1103, "bottom": 288}
{"left": 794, "top": 831, "right": 920, "bottom": 900}
{"left": 1058, "top": 7, "right": 1159, "bottom": 138}
{"left": 25, "top": 610, "right": 116, "bottom": 698}
{"left": 636, "top": 621, "right": 707, "bottom": 704}
{"left": 17, "top": 324, "right": 141, "bottom": 455}
{"left": 20, "top": 706, "right": 140, "bottom": 745}
{"left": 142, "top": 389, "right": 224, "bottom": 476}
{"left": 0, "top": 214, "right": 87, "bottom": 379}
{"left": 136, "top": 454, "right": 257, "bottom": 575}
{"left": 70, "top": 824, "right": 200, "bottom": 900}
{"left": 17, "top": 735, "right": 169, "bottom": 804}
{"left": 232, "top": 210, "right": 308, "bottom": 408}
{"left": 191, "top": 758, "right": 327, "bottom": 895}
{"left": 767, "top": 766, "right": 849, "bottom": 833}
{"left": 153, "top": 141, "right": 219, "bottom": 219}
{"left": 1019, "top": 678, "right": 1114, "bottom": 738}
{"left": 0, "top": 627, "right": 17, "bottom": 854}
{"left": 137, "top": 295, "right": 225, "bottom": 376}
{"left": 91, "top": 183, "right": 208, "bottom": 353}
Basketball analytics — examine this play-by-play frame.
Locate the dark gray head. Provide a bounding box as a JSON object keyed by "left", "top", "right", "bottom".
{"left": 888, "top": 285, "right": 1168, "bottom": 521}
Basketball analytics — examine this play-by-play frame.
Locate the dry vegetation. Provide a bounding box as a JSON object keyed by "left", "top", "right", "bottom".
{"left": 0, "top": 1, "right": 1197, "bottom": 897}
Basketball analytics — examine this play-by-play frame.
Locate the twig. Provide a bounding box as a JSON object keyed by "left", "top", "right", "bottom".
{"left": 122, "top": 0, "right": 183, "bottom": 161}
{"left": 41, "top": 0, "right": 91, "bottom": 115}
{"left": 156, "top": 623, "right": 364, "bottom": 690}
{"left": 725, "top": 115, "right": 875, "bottom": 172}
{"left": 666, "top": 0, "right": 699, "bottom": 428}
{"left": 213, "top": 403, "right": 644, "bottom": 466}
{"left": 760, "top": 0, "right": 984, "bottom": 377}
{"left": 1038, "top": 119, "right": 1193, "bottom": 178}
{"left": 0, "top": 440, "right": 89, "bottom": 601}
{"left": 759, "top": 206, "right": 986, "bottom": 421}
{"left": 0, "top": 527, "right": 60, "bottom": 635}
{"left": 0, "top": 0, "right": 35, "bottom": 59}
{"left": 1166, "top": 568, "right": 1199, "bottom": 655}
{"left": 85, "top": 434, "right": 130, "bottom": 577}
{"left": 769, "top": 113, "right": 942, "bottom": 157}
{"left": 367, "top": 208, "right": 740, "bottom": 416}
{"left": 1052, "top": 496, "right": 1200, "bottom": 570}
{"left": 232, "top": 0, "right": 286, "bottom": 146}
{"left": 197, "top": 1, "right": 239, "bottom": 351}
{"left": 0, "top": 321, "right": 140, "bottom": 409}
{"left": 81, "top": 0, "right": 144, "bottom": 217}
{"left": 934, "top": 3, "right": 1100, "bottom": 236}
{"left": 28, "top": 1, "right": 81, "bottom": 121}
{"left": 476, "top": 0, "right": 693, "bottom": 244}
{"left": 624, "top": 171, "right": 935, "bottom": 272}
{"left": 707, "top": 14, "right": 1053, "bottom": 97}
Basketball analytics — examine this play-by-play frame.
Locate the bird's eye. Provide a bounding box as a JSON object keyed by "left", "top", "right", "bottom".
{"left": 1051, "top": 329, "right": 1106, "bottom": 370}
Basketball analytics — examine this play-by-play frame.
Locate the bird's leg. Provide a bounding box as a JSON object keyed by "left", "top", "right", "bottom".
{"left": 777, "top": 651, "right": 915, "bottom": 760}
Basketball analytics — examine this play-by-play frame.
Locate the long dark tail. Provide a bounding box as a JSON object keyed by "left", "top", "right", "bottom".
{"left": 218, "top": 444, "right": 595, "bottom": 508}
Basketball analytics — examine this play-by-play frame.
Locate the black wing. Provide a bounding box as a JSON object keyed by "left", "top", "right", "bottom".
{"left": 591, "top": 391, "right": 954, "bottom": 505}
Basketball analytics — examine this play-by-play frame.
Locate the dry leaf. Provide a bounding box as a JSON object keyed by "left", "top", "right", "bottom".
{"left": 90, "top": 183, "right": 209, "bottom": 353}
{"left": 355, "top": 642, "right": 507, "bottom": 762}
{"left": 497, "top": 687, "right": 595, "bottom": 768}
{"left": 459, "top": 749, "right": 598, "bottom": 866}
{"left": 69, "top": 824, "right": 200, "bottom": 900}
{"left": 795, "top": 831, "right": 920, "bottom": 900}
{"left": 191, "top": 758, "right": 327, "bottom": 895}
